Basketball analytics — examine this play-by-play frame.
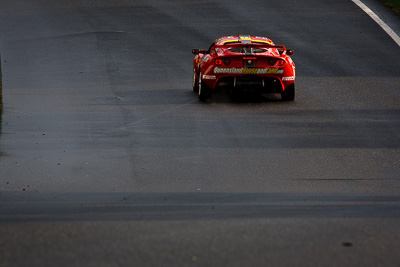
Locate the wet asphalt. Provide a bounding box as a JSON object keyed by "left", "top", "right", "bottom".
{"left": 0, "top": 0, "right": 400, "bottom": 266}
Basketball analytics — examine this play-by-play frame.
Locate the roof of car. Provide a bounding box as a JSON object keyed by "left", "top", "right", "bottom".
{"left": 214, "top": 35, "right": 274, "bottom": 46}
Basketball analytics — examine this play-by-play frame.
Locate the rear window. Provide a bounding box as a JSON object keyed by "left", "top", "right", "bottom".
{"left": 228, "top": 47, "right": 268, "bottom": 53}
{"left": 228, "top": 47, "right": 244, "bottom": 53}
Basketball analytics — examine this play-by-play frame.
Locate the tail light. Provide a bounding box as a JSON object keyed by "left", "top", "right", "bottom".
{"left": 268, "top": 59, "right": 285, "bottom": 67}
{"left": 224, "top": 58, "right": 231, "bottom": 65}
{"left": 215, "top": 59, "right": 223, "bottom": 65}
{"left": 276, "top": 60, "right": 285, "bottom": 66}
{"left": 268, "top": 59, "right": 276, "bottom": 66}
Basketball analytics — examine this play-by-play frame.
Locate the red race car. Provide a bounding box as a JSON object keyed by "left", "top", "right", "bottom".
{"left": 192, "top": 35, "right": 296, "bottom": 101}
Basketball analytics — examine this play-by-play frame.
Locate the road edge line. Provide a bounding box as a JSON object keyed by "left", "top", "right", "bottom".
{"left": 352, "top": 0, "right": 400, "bottom": 46}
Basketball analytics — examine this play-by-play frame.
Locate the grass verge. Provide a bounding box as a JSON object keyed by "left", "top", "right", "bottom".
{"left": 379, "top": 0, "right": 400, "bottom": 16}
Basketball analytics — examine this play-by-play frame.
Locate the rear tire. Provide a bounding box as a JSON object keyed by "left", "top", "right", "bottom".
{"left": 281, "top": 83, "right": 295, "bottom": 101}
{"left": 198, "top": 73, "right": 211, "bottom": 101}
{"left": 192, "top": 68, "right": 199, "bottom": 92}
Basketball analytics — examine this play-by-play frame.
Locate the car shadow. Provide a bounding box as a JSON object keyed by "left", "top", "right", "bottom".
{"left": 205, "top": 87, "right": 283, "bottom": 104}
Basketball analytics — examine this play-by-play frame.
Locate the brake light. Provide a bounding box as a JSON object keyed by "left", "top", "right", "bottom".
{"left": 215, "top": 59, "right": 223, "bottom": 65}
{"left": 268, "top": 59, "right": 276, "bottom": 66}
{"left": 276, "top": 60, "right": 285, "bottom": 66}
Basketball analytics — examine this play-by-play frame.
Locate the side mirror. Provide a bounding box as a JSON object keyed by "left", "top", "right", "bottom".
{"left": 192, "top": 49, "right": 207, "bottom": 55}
{"left": 287, "top": 49, "right": 294, "bottom": 55}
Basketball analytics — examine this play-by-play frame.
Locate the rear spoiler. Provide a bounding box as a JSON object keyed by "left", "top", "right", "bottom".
{"left": 214, "top": 44, "right": 293, "bottom": 55}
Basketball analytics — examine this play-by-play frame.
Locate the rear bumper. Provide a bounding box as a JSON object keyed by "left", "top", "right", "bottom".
{"left": 217, "top": 76, "right": 284, "bottom": 93}
{"left": 202, "top": 74, "right": 295, "bottom": 93}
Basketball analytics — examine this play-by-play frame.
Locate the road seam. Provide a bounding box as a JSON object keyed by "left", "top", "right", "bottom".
{"left": 352, "top": 0, "right": 400, "bottom": 46}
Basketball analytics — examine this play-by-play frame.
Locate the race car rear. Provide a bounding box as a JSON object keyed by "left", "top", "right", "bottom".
{"left": 192, "top": 35, "right": 296, "bottom": 101}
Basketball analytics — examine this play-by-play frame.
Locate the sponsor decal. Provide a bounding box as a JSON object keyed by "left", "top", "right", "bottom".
{"left": 240, "top": 36, "right": 251, "bottom": 40}
{"left": 242, "top": 68, "right": 259, "bottom": 74}
{"left": 202, "top": 75, "right": 216, "bottom": 80}
{"left": 239, "top": 35, "right": 252, "bottom": 45}
{"left": 214, "top": 67, "right": 283, "bottom": 75}
{"left": 282, "top": 76, "right": 295, "bottom": 81}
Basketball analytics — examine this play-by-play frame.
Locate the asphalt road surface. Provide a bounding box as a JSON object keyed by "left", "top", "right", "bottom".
{"left": 1, "top": 0, "right": 400, "bottom": 266}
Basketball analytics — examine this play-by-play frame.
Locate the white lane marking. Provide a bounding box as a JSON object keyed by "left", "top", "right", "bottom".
{"left": 352, "top": 0, "right": 400, "bottom": 46}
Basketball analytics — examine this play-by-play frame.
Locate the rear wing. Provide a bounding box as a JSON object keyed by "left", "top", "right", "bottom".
{"left": 192, "top": 44, "right": 293, "bottom": 56}
{"left": 214, "top": 43, "right": 293, "bottom": 56}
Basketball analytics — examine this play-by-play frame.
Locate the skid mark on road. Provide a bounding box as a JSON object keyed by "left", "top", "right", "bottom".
{"left": 85, "top": 100, "right": 198, "bottom": 140}
{"left": 124, "top": 100, "right": 198, "bottom": 127}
